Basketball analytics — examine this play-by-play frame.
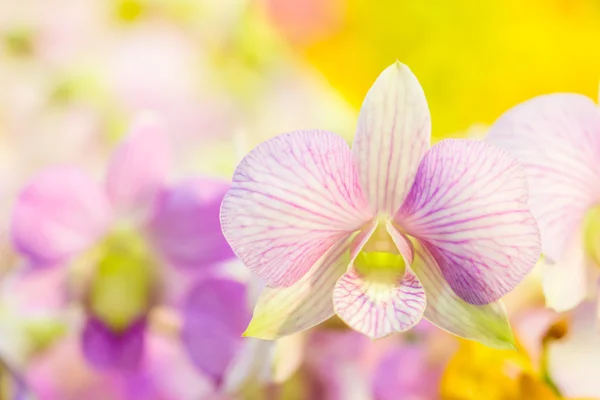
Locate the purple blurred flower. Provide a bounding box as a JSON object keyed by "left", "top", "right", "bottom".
{"left": 220, "top": 61, "right": 541, "bottom": 345}
{"left": 10, "top": 116, "right": 236, "bottom": 372}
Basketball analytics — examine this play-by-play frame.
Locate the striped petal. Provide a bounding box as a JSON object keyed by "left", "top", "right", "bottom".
{"left": 243, "top": 236, "right": 354, "bottom": 339}
{"left": 396, "top": 139, "right": 541, "bottom": 305}
{"left": 333, "top": 266, "right": 425, "bottom": 339}
{"left": 413, "top": 243, "right": 516, "bottom": 349}
{"left": 221, "top": 130, "right": 372, "bottom": 287}
{"left": 352, "top": 61, "right": 431, "bottom": 214}
{"left": 487, "top": 94, "right": 600, "bottom": 264}
{"left": 11, "top": 166, "right": 111, "bottom": 268}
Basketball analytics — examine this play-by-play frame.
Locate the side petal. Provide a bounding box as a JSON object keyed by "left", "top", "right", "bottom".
{"left": 243, "top": 237, "right": 353, "bottom": 339}
{"left": 221, "top": 130, "right": 372, "bottom": 287}
{"left": 352, "top": 61, "right": 431, "bottom": 214}
{"left": 181, "top": 278, "right": 250, "bottom": 385}
{"left": 81, "top": 317, "right": 146, "bottom": 371}
{"left": 333, "top": 266, "right": 426, "bottom": 339}
{"left": 11, "top": 166, "right": 111, "bottom": 268}
{"left": 413, "top": 244, "right": 516, "bottom": 349}
{"left": 147, "top": 177, "right": 234, "bottom": 269}
{"left": 486, "top": 94, "right": 600, "bottom": 263}
{"left": 105, "top": 115, "right": 171, "bottom": 220}
{"left": 396, "top": 139, "right": 541, "bottom": 305}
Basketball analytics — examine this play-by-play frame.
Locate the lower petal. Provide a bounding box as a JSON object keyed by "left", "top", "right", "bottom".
{"left": 243, "top": 237, "right": 354, "bottom": 339}
{"left": 81, "top": 317, "right": 146, "bottom": 371}
{"left": 11, "top": 166, "right": 111, "bottom": 268}
{"left": 413, "top": 244, "right": 516, "bottom": 349}
{"left": 333, "top": 267, "right": 426, "bottom": 339}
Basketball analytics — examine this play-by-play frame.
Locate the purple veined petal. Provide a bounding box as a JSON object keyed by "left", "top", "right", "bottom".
{"left": 352, "top": 61, "right": 431, "bottom": 215}
{"left": 333, "top": 223, "right": 425, "bottom": 339}
{"left": 81, "top": 317, "right": 146, "bottom": 371}
{"left": 413, "top": 243, "right": 516, "bottom": 349}
{"left": 181, "top": 278, "right": 250, "bottom": 386}
{"left": 540, "top": 234, "right": 590, "bottom": 312}
{"left": 11, "top": 166, "right": 111, "bottom": 268}
{"left": 396, "top": 139, "right": 541, "bottom": 305}
{"left": 105, "top": 115, "right": 171, "bottom": 222}
{"left": 243, "top": 233, "right": 363, "bottom": 340}
{"left": 147, "top": 177, "right": 233, "bottom": 269}
{"left": 221, "top": 130, "right": 373, "bottom": 287}
{"left": 333, "top": 266, "right": 426, "bottom": 340}
{"left": 487, "top": 94, "right": 600, "bottom": 264}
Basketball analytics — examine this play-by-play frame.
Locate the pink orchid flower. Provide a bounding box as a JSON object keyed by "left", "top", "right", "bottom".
{"left": 221, "top": 62, "right": 541, "bottom": 345}
{"left": 10, "top": 116, "right": 238, "bottom": 375}
{"left": 487, "top": 94, "right": 600, "bottom": 313}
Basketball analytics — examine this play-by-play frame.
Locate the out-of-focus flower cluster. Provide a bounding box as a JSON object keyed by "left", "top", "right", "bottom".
{"left": 1, "top": 0, "right": 600, "bottom": 399}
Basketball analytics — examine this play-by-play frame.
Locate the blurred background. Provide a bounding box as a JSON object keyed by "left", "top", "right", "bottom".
{"left": 1, "top": 0, "right": 600, "bottom": 399}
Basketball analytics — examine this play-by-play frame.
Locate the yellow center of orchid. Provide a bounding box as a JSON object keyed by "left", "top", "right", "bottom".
{"left": 85, "top": 227, "right": 157, "bottom": 332}
{"left": 354, "top": 220, "right": 406, "bottom": 280}
{"left": 583, "top": 205, "right": 600, "bottom": 267}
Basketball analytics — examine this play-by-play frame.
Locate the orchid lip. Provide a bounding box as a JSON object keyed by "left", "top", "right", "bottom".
{"left": 353, "top": 216, "right": 407, "bottom": 279}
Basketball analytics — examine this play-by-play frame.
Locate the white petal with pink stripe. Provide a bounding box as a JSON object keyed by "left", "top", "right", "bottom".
{"left": 396, "top": 139, "right": 541, "bottom": 305}
{"left": 221, "top": 130, "right": 373, "bottom": 288}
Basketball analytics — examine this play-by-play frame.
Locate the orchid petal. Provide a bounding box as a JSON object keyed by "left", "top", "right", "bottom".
{"left": 105, "top": 116, "right": 171, "bottom": 221}
{"left": 487, "top": 94, "right": 600, "bottom": 264}
{"left": 148, "top": 177, "right": 233, "bottom": 269}
{"left": 81, "top": 317, "right": 146, "bottom": 371}
{"left": 352, "top": 61, "right": 431, "bottom": 214}
{"left": 221, "top": 130, "right": 372, "bottom": 287}
{"left": 243, "top": 236, "right": 354, "bottom": 339}
{"left": 333, "top": 266, "right": 426, "bottom": 339}
{"left": 396, "top": 139, "right": 541, "bottom": 305}
{"left": 413, "top": 243, "right": 516, "bottom": 349}
{"left": 11, "top": 166, "right": 111, "bottom": 268}
{"left": 181, "top": 278, "right": 249, "bottom": 384}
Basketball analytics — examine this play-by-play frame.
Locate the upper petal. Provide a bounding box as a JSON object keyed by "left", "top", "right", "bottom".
{"left": 181, "top": 278, "right": 250, "bottom": 385}
{"left": 105, "top": 116, "right": 171, "bottom": 221}
{"left": 486, "top": 94, "right": 600, "bottom": 262}
{"left": 221, "top": 130, "right": 372, "bottom": 287}
{"left": 147, "top": 177, "right": 234, "bottom": 269}
{"left": 11, "top": 166, "right": 111, "bottom": 268}
{"left": 352, "top": 61, "right": 431, "bottom": 214}
{"left": 396, "top": 139, "right": 541, "bottom": 305}
{"left": 413, "top": 243, "right": 516, "bottom": 349}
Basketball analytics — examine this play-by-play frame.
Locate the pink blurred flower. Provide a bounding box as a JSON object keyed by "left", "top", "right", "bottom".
{"left": 487, "top": 94, "right": 600, "bottom": 313}
{"left": 10, "top": 117, "right": 237, "bottom": 376}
